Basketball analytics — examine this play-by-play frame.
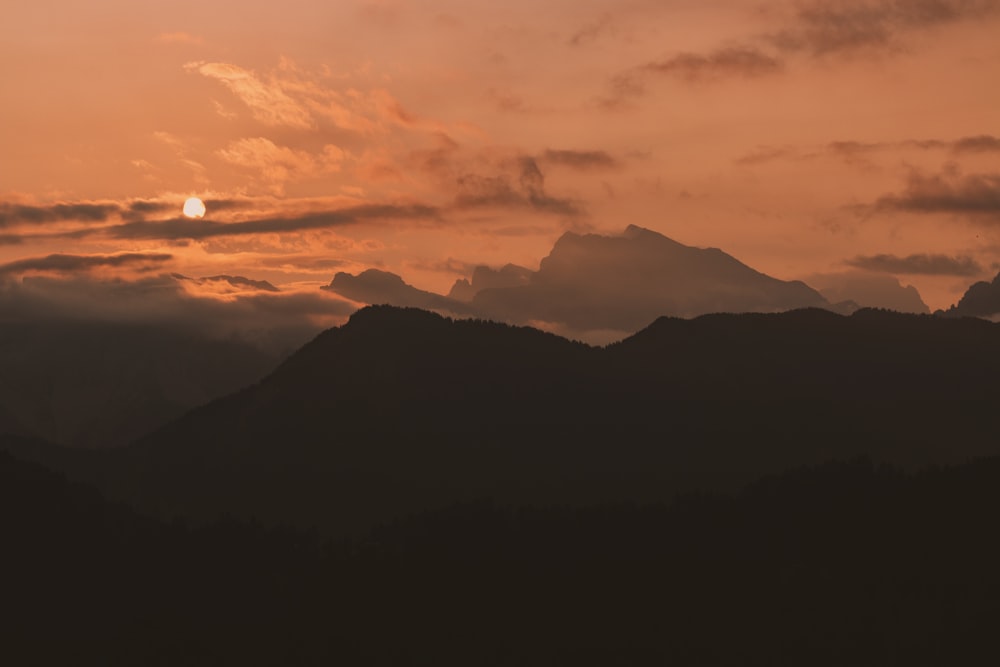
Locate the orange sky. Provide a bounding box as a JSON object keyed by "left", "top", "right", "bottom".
{"left": 2, "top": 0, "right": 999, "bottom": 326}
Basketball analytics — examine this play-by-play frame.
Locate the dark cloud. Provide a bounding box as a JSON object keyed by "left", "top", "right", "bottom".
{"left": 0, "top": 252, "right": 173, "bottom": 277}
{"left": 875, "top": 171, "right": 1000, "bottom": 219}
{"left": 0, "top": 235, "right": 23, "bottom": 246}
{"left": 735, "top": 146, "right": 801, "bottom": 166}
{"left": 641, "top": 47, "right": 783, "bottom": 82}
{"left": 735, "top": 136, "right": 1000, "bottom": 167}
{"left": 845, "top": 253, "right": 984, "bottom": 276}
{"left": 770, "top": 0, "right": 1000, "bottom": 56}
{"left": 541, "top": 150, "right": 620, "bottom": 170}
{"left": 454, "top": 158, "right": 580, "bottom": 216}
{"left": 568, "top": 13, "right": 613, "bottom": 47}
{"left": 952, "top": 135, "right": 1000, "bottom": 153}
{"left": 602, "top": 46, "right": 783, "bottom": 108}
{"left": 0, "top": 202, "right": 120, "bottom": 228}
{"left": 0, "top": 273, "right": 356, "bottom": 352}
{"left": 94, "top": 204, "right": 440, "bottom": 241}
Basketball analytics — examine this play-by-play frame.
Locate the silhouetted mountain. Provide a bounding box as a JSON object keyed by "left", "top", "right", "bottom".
{"left": 806, "top": 270, "right": 930, "bottom": 314}
{"left": 448, "top": 263, "right": 533, "bottom": 301}
{"left": 6, "top": 447, "right": 1000, "bottom": 665}
{"left": 941, "top": 270, "right": 1000, "bottom": 318}
{"left": 470, "top": 225, "right": 830, "bottom": 332}
{"left": 9, "top": 305, "right": 1000, "bottom": 535}
{"left": 0, "top": 322, "right": 279, "bottom": 447}
{"left": 323, "top": 268, "right": 470, "bottom": 313}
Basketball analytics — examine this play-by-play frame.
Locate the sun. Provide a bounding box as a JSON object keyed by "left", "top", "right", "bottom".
{"left": 183, "top": 197, "right": 206, "bottom": 218}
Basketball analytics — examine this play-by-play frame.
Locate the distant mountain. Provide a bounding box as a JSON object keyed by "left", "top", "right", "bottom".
{"left": 448, "top": 263, "right": 533, "bottom": 301}
{"left": 806, "top": 271, "right": 929, "bottom": 314}
{"left": 323, "top": 268, "right": 470, "bottom": 314}
{"left": 469, "top": 225, "right": 830, "bottom": 332}
{"left": 12, "top": 305, "right": 1000, "bottom": 534}
{"left": 0, "top": 322, "right": 279, "bottom": 448}
{"left": 941, "top": 270, "right": 1000, "bottom": 318}
{"left": 325, "top": 227, "right": 831, "bottom": 340}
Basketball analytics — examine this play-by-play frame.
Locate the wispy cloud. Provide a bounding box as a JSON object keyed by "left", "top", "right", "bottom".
{"left": 97, "top": 204, "right": 440, "bottom": 241}
{"left": 217, "top": 137, "right": 346, "bottom": 193}
{"left": 0, "top": 252, "right": 173, "bottom": 277}
{"left": 541, "top": 149, "right": 620, "bottom": 170}
{"left": 846, "top": 252, "right": 984, "bottom": 276}
{"left": 875, "top": 170, "right": 1000, "bottom": 220}
{"left": 454, "top": 157, "right": 580, "bottom": 216}
{"left": 187, "top": 62, "right": 315, "bottom": 129}
{"left": 0, "top": 202, "right": 120, "bottom": 228}
{"left": 769, "top": 0, "right": 1000, "bottom": 56}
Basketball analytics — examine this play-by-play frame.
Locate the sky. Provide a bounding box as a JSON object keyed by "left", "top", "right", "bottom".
{"left": 3, "top": 0, "right": 999, "bottom": 335}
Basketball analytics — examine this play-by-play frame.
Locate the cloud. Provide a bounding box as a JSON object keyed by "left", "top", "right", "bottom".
{"left": 734, "top": 135, "right": 1000, "bottom": 166}
{"left": 217, "top": 137, "right": 345, "bottom": 192}
{"left": 0, "top": 202, "right": 120, "bottom": 228}
{"left": 952, "top": 135, "right": 1000, "bottom": 153}
{"left": 845, "top": 253, "right": 984, "bottom": 276}
{"left": 875, "top": 170, "right": 1000, "bottom": 220}
{"left": 735, "top": 146, "right": 802, "bottom": 166}
{"left": 603, "top": 46, "right": 782, "bottom": 106}
{"left": 187, "top": 62, "right": 315, "bottom": 129}
{"left": 0, "top": 252, "right": 173, "bottom": 277}
{"left": 568, "top": 13, "right": 614, "bottom": 47}
{"left": 94, "top": 204, "right": 439, "bottom": 241}
{"left": 769, "top": 0, "right": 1000, "bottom": 56}
{"left": 0, "top": 274, "right": 357, "bottom": 352}
{"left": 454, "top": 157, "right": 580, "bottom": 216}
{"left": 641, "top": 47, "right": 784, "bottom": 82}
{"left": 541, "top": 150, "right": 620, "bottom": 170}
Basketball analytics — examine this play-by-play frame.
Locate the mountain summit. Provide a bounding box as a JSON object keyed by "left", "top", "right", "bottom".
{"left": 470, "top": 225, "right": 828, "bottom": 332}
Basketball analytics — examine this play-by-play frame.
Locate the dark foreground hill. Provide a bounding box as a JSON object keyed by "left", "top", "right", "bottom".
{"left": 4, "top": 449, "right": 999, "bottom": 665}
{"left": 7, "top": 305, "right": 1000, "bottom": 534}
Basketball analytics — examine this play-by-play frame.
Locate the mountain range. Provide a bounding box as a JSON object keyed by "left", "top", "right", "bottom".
{"left": 324, "top": 225, "right": 940, "bottom": 341}
{"left": 7, "top": 304, "right": 1000, "bottom": 535}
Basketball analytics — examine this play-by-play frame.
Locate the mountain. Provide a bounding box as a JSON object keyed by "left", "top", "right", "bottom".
{"left": 10, "top": 305, "right": 1000, "bottom": 535}
{"left": 6, "top": 446, "right": 1000, "bottom": 665}
{"left": 941, "top": 270, "right": 1000, "bottom": 318}
{"left": 447, "top": 263, "right": 533, "bottom": 301}
{"left": 0, "top": 322, "right": 280, "bottom": 448}
{"left": 806, "top": 271, "right": 930, "bottom": 314}
{"left": 323, "top": 268, "right": 469, "bottom": 314}
{"left": 325, "top": 227, "right": 831, "bottom": 341}
{"left": 469, "top": 225, "right": 830, "bottom": 332}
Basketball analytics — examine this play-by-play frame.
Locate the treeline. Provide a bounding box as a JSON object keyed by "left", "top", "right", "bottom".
{"left": 5, "top": 450, "right": 999, "bottom": 665}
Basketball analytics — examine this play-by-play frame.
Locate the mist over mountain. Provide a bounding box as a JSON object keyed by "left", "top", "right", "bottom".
{"left": 0, "top": 322, "right": 279, "bottom": 448}
{"left": 941, "top": 270, "right": 1000, "bottom": 318}
{"left": 11, "top": 304, "right": 1000, "bottom": 534}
